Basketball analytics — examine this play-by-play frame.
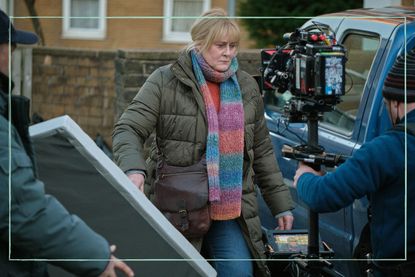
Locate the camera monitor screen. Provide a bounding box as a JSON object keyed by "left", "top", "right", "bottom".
{"left": 266, "top": 229, "right": 312, "bottom": 255}
{"left": 273, "top": 233, "right": 308, "bottom": 254}
{"left": 266, "top": 229, "right": 327, "bottom": 256}
{"left": 324, "top": 56, "right": 345, "bottom": 96}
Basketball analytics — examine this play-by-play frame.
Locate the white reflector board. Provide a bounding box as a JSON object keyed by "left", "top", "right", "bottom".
{"left": 29, "top": 115, "right": 216, "bottom": 277}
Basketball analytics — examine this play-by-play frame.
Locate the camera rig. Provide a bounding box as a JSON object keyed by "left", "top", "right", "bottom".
{"left": 261, "top": 25, "right": 348, "bottom": 277}
{"left": 261, "top": 26, "right": 347, "bottom": 122}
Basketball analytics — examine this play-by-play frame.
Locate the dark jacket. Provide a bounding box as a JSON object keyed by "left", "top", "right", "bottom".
{"left": 297, "top": 109, "right": 415, "bottom": 262}
{"left": 113, "top": 51, "right": 294, "bottom": 276}
{"left": 0, "top": 72, "right": 110, "bottom": 276}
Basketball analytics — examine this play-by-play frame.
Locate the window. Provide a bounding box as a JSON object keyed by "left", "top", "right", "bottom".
{"left": 0, "top": 0, "right": 13, "bottom": 15}
{"left": 163, "top": 0, "right": 210, "bottom": 43}
{"left": 321, "top": 33, "right": 380, "bottom": 134}
{"left": 62, "top": 0, "right": 107, "bottom": 40}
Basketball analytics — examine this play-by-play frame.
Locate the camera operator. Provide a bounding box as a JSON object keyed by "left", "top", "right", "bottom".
{"left": 293, "top": 47, "right": 415, "bottom": 276}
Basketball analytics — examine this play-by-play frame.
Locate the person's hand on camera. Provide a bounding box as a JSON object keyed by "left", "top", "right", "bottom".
{"left": 98, "top": 245, "right": 134, "bottom": 277}
{"left": 127, "top": 173, "right": 145, "bottom": 192}
{"left": 293, "top": 162, "right": 324, "bottom": 189}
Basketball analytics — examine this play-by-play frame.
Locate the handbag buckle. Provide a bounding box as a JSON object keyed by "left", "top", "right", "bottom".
{"left": 178, "top": 209, "right": 189, "bottom": 231}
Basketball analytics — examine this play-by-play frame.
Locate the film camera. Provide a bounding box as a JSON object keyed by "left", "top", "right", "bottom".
{"left": 261, "top": 27, "right": 347, "bottom": 122}
{"left": 260, "top": 25, "right": 349, "bottom": 164}
{"left": 261, "top": 26, "right": 348, "bottom": 277}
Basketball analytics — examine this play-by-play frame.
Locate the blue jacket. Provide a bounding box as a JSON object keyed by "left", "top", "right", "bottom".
{"left": 0, "top": 73, "right": 110, "bottom": 276}
{"left": 297, "top": 109, "right": 415, "bottom": 260}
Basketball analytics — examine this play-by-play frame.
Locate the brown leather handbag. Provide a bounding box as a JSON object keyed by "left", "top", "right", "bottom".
{"left": 153, "top": 157, "right": 211, "bottom": 239}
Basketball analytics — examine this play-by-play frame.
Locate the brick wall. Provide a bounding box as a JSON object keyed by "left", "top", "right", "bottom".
{"left": 31, "top": 48, "right": 261, "bottom": 147}
{"left": 31, "top": 48, "right": 116, "bottom": 145}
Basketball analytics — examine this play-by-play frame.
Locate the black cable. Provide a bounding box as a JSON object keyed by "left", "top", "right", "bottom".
{"left": 275, "top": 116, "right": 307, "bottom": 145}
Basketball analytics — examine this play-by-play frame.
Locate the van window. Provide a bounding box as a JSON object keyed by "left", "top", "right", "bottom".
{"left": 321, "top": 33, "right": 380, "bottom": 134}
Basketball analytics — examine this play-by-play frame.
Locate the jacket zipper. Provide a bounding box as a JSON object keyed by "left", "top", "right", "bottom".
{"left": 160, "top": 171, "right": 205, "bottom": 179}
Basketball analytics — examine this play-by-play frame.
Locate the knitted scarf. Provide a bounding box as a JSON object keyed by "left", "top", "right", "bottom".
{"left": 191, "top": 50, "right": 244, "bottom": 220}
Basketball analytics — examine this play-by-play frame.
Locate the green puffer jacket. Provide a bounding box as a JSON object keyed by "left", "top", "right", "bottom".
{"left": 113, "top": 51, "right": 294, "bottom": 277}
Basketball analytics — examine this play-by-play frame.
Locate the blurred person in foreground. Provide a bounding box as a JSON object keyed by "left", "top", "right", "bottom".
{"left": 0, "top": 9, "right": 134, "bottom": 277}
{"left": 293, "top": 47, "right": 415, "bottom": 276}
{"left": 113, "top": 8, "right": 294, "bottom": 277}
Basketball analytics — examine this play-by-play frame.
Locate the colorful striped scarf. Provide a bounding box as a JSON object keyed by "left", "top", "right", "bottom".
{"left": 191, "top": 50, "right": 244, "bottom": 220}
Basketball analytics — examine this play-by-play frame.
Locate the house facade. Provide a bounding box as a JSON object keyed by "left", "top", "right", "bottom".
{"left": 10, "top": 0, "right": 255, "bottom": 50}
{"left": 3, "top": 0, "right": 415, "bottom": 51}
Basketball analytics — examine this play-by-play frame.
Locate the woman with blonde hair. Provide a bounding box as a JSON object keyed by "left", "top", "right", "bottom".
{"left": 113, "top": 8, "right": 294, "bottom": 276}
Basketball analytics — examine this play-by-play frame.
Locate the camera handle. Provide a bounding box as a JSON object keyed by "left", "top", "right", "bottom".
{"left": 281, "top": 145, "right": 348, "bottom": 168}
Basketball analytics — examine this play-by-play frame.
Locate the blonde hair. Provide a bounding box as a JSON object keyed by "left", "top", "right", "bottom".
{"left": 186, "top": 8, "right": 240, "bottom": 54}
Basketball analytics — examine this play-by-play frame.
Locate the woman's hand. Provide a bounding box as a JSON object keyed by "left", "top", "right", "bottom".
{"left": 127, "top": 173, "right": 145, "bottom": 192}
{"left": 277, "top": 214, "right": 294, "bottom": 230}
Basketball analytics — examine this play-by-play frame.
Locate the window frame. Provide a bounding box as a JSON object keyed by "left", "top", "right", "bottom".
{"left": 163, "top": 0, "right": 210, "bottom": 43}
{"left": 62, "top": 0, "right": 107, "bottom": 40}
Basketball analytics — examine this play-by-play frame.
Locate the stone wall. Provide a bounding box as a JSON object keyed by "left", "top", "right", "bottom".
{"left": 31, "top": 48, "right": 262, "bottom": 147}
